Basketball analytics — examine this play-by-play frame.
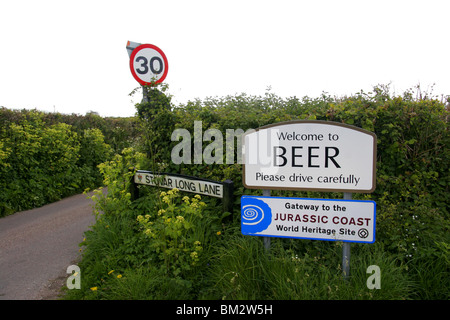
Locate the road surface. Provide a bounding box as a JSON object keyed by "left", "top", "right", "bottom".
{"left": 0, "top": 191, "right": 98, "bottom": 300}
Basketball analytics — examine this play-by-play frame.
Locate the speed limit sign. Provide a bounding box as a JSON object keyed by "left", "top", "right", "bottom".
{"left": 129, "top": 44, "right": 168, "bottom": 85}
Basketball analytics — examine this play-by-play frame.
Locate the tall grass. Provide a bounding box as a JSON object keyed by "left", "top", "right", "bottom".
{"left": 207, "top": 230, "right": 414, "bottom": 300}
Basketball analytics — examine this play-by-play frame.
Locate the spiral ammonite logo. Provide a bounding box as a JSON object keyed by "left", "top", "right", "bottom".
{"left": 241, "top": 197, "right": 272, "bottom": 234}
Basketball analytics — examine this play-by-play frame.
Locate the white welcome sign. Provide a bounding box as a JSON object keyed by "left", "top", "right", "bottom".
{"left": 242, "top": 120, "right": 377, "bottom": 193}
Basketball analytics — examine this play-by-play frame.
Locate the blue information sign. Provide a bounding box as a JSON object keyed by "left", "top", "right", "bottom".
{"left": 241, "top": 195, "right": 376, "bottom": 243}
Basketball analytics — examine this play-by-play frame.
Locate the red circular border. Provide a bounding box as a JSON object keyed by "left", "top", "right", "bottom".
{"left": 129, "top": 44, "right": 169, "bottom": 85}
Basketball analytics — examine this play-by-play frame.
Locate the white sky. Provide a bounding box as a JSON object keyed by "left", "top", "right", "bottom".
{"left": 0, "top": 0, "right": 448, "bottom": 117}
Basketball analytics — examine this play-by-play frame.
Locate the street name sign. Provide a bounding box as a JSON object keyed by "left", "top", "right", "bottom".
{"left": 241, "top": 195, "right": 376, "bottom": 243}
{"left": 129, "top": 43, "right": 169, "bottom": 85}
{"left": 135, "top": 171, "right": 224, "bottom": 198}
{"left": 242, "top": 120, "right": 377, "bottom": 193}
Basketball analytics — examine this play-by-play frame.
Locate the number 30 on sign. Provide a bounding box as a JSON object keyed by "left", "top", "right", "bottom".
{"left": 129, "top": 44, "right": 169, "bottom": 85}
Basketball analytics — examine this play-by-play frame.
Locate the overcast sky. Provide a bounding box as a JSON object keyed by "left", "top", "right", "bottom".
{"left": 0, "top": 0, "right": 448, "bottom": 117}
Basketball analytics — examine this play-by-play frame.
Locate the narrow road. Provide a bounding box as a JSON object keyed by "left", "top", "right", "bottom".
{"left": 0, "top": 191, "right": 98, "bottom": 300}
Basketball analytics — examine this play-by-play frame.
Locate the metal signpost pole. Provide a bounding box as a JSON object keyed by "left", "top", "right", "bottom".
{"left": 142, "top": 85, "right": 149, "bottom": 103}
{"left": 342, "top": 192, "right": 352, "bottom": 280}
{"left": 262, "top": 189, "right": 271, "bottom": 251}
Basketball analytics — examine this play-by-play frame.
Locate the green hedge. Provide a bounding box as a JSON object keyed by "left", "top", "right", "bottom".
{"left": 141, "top": 85, "right": 449, "bottom": 210}
{"left": 139, "top": 84, "right": 449, "bottom": 263}
{"left": 0, "top": 109, "right": 113, "bottom": 216}
{"left": 0, "top": 108, "right": 140, "bottom": 154}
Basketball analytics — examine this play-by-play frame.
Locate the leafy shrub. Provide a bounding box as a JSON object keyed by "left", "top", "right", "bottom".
{"left": 136, "top": 190, "right": 206, "bottom": 276}
{"left": 0, "top": 109, "right": 113, "bottom": 216}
